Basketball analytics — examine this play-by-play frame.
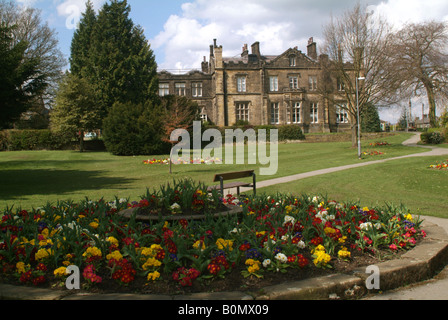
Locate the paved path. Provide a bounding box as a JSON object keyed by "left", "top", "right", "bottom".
{"left": 364, "top": 215, "right": 448, "bottom": 300}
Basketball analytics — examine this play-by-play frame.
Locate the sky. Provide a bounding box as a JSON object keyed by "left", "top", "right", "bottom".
{"left": 13, "top": 0, "right": 448, "bottom": 123}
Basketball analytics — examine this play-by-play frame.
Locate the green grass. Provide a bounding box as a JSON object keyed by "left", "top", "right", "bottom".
{"left": 0, "top": 132, "right": 433, "bottom": 212}
{"left": 259, "top": 156, "right": 448, "bottom": 218}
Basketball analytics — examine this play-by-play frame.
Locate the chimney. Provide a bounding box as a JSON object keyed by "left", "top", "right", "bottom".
{"left": 241, "top": 44, "right": 248, "bottom": 57}
{"left": 251, "top": 41, "right": 261, "bottom": 57}
{"left": 307, "top": 37, "right": 317, "bottom": 60}
{"left": 201, "top": 56, "right": 209, "bottom": 73}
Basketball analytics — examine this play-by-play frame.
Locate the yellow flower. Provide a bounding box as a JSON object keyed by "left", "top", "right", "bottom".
{"left": 338, "top": 236, "right": 348, "bottom": 244}
{"left": 363, "top": 207, "right": 370, "bottom": 212}
{"left": 142, "top": 257, "right": 162, "bottom": 271}
{"left": 216, "top": 238, "right": 233, "bottom": 251}
{"left": 82, "top": 246, "right": 102, "bottom": 258}
{"left": 41, "top": 228, "right": 49, "bottom": 238}
{"left": 35, "top": 248, "right": 53, "bottom": 261}
{"left": 313, "top": 251, "right": 331, "bottom": 266}
{"left": 338, "top": 247, "right": 351, "bottom": 259}
{"left": 404, "top": 213, "right": 413, "bottom": 221}
{"left": 324, "top": 227, "right": 336, "bottom": 235}
{"left": 245, "top": 259, "right": 261, "bottom": 273}
{"left": 106, "top": 236, "right": 119, "bottom": 246}
{"left": 106, "top": 250, "right": 123, "bottom": 261}
{"left": 54, "top": 267, "right": 67, "bottom": 278}
{"left": 16, "top": 262, "right": 29, "bottom": 274}
{"left": 147, "top": 271, "right": 161, "bottom": 281}
{"left": 89, "top": 221, "right": 99, "bottom": 229}
{"left": 193, "top": 240, "right": 206, "bottom": 251}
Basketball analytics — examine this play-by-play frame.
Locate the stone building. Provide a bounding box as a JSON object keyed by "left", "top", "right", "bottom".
{"left": 157, "top": 38, "right": 353, "bottom": 133}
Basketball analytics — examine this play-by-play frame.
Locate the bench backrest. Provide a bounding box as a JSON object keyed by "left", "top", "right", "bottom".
{"left": 212, "top": 170, "right": 254, "bottom": 182}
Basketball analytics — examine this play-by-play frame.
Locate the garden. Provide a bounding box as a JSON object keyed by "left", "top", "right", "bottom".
{"left": 0, "top": 178, "right": 425, "bottom": 297}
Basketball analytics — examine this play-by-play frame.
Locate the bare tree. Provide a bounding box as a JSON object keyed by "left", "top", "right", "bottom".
{"left": 322, "top": 2, "right": 392, "bottom": 147}
{"left": 384, "top": 21, "right": 448, "bottom": 128}
{"left": 0, "top": 1, "right": 66, "bottom": 105}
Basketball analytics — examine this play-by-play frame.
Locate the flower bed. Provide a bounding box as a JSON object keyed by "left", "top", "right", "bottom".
{"left": 0, "top": 186, "right": 425, "bottom": 296}
{"left": 369, "top": 141, "right": 390, "bottom": 147}
{"left": 143, "top": 158, "right": 222, "bottom": 165}
{"left": 362, "top": 150, "right": 385, "bottom": 156}
{"left": 428, "top": 159, "right": 448, "bottom": 170}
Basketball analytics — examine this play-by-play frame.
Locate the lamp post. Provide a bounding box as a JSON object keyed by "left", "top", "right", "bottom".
{"left": 356, "top": 77, "right": 365, "bottom": 159}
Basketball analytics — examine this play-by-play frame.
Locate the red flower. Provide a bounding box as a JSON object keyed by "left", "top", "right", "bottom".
{"left": 297, "top": 254, "right": 309, "bottom": 268}
{"left": 207, "top": 263, "right": 221, "bottom": 275}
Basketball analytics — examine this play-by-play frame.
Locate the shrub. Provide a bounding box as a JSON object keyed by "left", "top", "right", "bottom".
{"left": 278, "top": 125, "right": 305, "bottom": 141}
{"left": 0, "top": 130, "right": 69, "bottom": 151}
{"left": 102, "top": 101, "right": 170, "bottom": 156}
{"left": 421, "top": 131, "right": 445, "bottom": 145}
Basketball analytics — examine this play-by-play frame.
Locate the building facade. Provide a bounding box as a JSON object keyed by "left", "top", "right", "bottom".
{"left": 157, "top": 38, "right": 353, "bottom": 133}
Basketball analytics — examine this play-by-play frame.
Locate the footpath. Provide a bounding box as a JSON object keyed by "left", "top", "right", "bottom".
{"left": 0, "top": 133, "right": 447, "bottom": 300}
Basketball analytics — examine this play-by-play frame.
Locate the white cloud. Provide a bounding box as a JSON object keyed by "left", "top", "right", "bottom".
{"left": 153, "top": 0, "right": 448, "bottom": 72}
{"left": 370, "top": 0, "right": 448, "bottom": 30}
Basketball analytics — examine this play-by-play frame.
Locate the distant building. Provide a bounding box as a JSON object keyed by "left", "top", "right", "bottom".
{"left": 158, "top": 38, "right": 354, "bottom": 133}
{"left": 415, "top": 115, "right": 431, "bottom": 130}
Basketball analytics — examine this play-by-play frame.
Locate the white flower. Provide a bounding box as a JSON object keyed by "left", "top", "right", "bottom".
{"left": 170, "top": 203, "right": 181, "bottom": 210}
{"left": 262, "top": 259, "right": 271, "bottom": 268}
{"left": 275, "top": 253, "right": 288, "bottom": 263}
{"left": 297, "top": 240, "right": 306, "bottom": 249}
{"left": 360, "top": 222, "right": 373, "bottom": 231}
{"left": 283, "top": 215, "right": 295, "bottom": 226}
{"left": 229, "top": 228, "right": 241, "bottom": 234}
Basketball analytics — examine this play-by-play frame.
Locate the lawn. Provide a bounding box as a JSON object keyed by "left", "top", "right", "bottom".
{"left": 0, "top": 132, "right": 432, "bottom": 212}
{"left": 259, "top": 155, "right": 448, "bottom": 218}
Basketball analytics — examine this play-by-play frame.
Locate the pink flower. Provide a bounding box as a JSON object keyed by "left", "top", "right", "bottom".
{"left": 83, "top": 265, "right": 102, "bottom": 284}
{"left": 389, "top": 244, "right": 398, "bottom": 251}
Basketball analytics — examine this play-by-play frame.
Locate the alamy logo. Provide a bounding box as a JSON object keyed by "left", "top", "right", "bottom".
{"left": 170, "top": 121, "right": 279, "bottom": 176}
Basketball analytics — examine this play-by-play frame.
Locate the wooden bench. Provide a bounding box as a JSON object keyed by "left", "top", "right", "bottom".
{"left": 207, "top": 170, "right": 256, "bottom": 196}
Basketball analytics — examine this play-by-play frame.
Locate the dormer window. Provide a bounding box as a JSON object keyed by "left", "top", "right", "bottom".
{"left": 289, "top": 55, "right": 296, "bottom": 67}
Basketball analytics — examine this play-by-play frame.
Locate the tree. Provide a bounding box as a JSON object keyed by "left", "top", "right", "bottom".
{"left": 384, "top": 21, "right": 448, "bottom": 128}
{"left": 361, "top": 103, "right": 381, "bottom": 133}
{"left": 322, "top": 2, "right": 392, "bottom": 146}
{"left": 0, "top": 1, "right": 66, "bottom": 105}
{"left": 89, "top": 0, "right": 158, "bottom": 120}
{"left": 69, "top": 0, "right": 96, "bottom": 79}
{"left": 102, "top": 100, "right": 170, "bottom": 156}
{"left": 0, "top": 23, "right": 45, "bottom": 129}
{"left": 160, "top": 95, "right": 200, "bottom": 173}
{"left": 50, "top": 73, "right": 101, "bottom": 152}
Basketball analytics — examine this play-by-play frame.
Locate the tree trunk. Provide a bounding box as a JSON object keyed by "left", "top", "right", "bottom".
{"left": 79, "top": 130, "right": 84, "bottom": 153}
{"left": 425, "top": 85, "right": 438, "bottom": 128}
{"left": 351, "top": 124, "right": 357, "bottom": 148}
{"left": 423, "top": 80, "right": 438, "bottom": 128}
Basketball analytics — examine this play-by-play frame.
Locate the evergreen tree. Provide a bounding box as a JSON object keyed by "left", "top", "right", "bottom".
{"left": 0, "top": 23, "right": 46, "bottom": 129}
{"left": 90, "top": 0, "right": 158, "bottom": 118}
{"left": 69, "top": 0, "right": 96, "bottom": 78}
{"left": 103, "top": 101, "right": 170, "bottom": 156}
{"left": 361, "top": 103, "right": 382, "bottom": 133}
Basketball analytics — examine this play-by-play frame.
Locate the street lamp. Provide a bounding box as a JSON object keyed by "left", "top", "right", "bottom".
{"left": 356, "top": 77, "right": 365, "bottom": 159}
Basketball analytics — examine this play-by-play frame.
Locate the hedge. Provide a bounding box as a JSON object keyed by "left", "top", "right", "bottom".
{"left": 0, "top": 130, "right": 70, "bottom": 151}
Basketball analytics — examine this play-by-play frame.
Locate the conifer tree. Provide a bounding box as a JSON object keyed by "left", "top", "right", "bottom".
{"left": 69, "top": 0, "right": 96, "bottom": 78}
{"left": 90, "top": 0, "right": 158, "bottom": 117}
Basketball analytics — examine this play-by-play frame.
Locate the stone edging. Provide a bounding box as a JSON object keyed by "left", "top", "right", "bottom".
{"left": 1, "top": 219, "right": 447, "bottom": 300}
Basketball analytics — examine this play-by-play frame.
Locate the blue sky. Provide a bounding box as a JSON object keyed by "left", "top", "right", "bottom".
{"left": 14, "top": 0, "right": 448, "bottom": 122}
